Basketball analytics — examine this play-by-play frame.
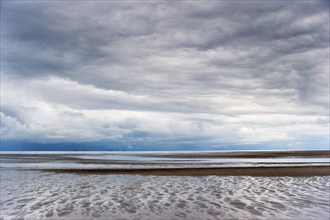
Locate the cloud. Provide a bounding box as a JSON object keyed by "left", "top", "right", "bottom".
{"left": 1, "top": 0, "right": 329, "bottom": 150}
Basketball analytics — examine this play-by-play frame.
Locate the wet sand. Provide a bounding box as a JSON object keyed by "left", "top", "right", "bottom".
{"left": 41, "top": 166, "right": 330, "bottom": 176}
{"left": 1, "top": 170, "right": 329, "bottom": 220}
{"left": 1, "top": 151, "right": 330, "bottom": 219}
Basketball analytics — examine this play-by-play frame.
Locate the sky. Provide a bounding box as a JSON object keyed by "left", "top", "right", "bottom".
{"left": 0, "top": 0, "right": 329, "bottom": 151}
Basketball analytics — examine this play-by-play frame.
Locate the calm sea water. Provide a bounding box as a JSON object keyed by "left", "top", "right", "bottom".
{"left": 1, "top": 151, "right": 329, "bottom": 169}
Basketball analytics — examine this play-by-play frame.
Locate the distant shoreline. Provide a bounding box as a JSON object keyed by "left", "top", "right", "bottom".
{"left": 38, "top": 166, "right": 330, "bottom": 176}
{"left": 137, "top": 150, "right": 330, "bottom": 158}
{"left": 1, "top": 149, "right": 329, "bottom": 157}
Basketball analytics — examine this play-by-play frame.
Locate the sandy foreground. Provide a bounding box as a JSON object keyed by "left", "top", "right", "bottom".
{"left": 1, "top": 170, "right": 329, "bottom": 220}
{"left": 1, "top": 150, "right": 330, "bottom": 219}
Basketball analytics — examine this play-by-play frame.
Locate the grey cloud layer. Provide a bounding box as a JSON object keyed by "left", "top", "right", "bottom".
{"left": 1, "top": 0, "right": 329, "bottom": 149}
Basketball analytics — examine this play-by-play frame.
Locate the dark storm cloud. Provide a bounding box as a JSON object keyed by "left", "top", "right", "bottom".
{"left": 1, "top": 1, "right": 157, "bottom": 77}
{"left": 1, "top": 0, "right": 329, "bottom": 149}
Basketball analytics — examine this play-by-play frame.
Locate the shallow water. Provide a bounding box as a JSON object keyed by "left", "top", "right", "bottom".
{"left": 1, "top": 151, "right": 329, "bottom": 169}
{"left": 1, "top": 170, "right": 329, "bottom": 220}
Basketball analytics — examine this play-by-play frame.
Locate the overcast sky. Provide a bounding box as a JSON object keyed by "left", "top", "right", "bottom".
{"left": 1, "top": 0, "right": 329, "bottom": 150}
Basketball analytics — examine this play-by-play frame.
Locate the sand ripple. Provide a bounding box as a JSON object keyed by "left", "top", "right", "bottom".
{"left": 1, "top": 170, "right": 329, "bottom": 219}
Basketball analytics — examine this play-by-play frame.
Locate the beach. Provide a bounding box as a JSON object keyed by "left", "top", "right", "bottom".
{"left": 2, "top": 0, "right": 329, "bottom": 219}
{"left": 1, "top": 150, "right": 330, "bottom": 219}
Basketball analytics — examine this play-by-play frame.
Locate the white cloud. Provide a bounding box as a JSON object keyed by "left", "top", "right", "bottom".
{"left": 1, "top": 0, "right": 329, "bottom": 149}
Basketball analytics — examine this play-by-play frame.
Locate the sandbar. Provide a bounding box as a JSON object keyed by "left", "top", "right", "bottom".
{"left": 40, "top": 166, "right": 330, "bottom": 176}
